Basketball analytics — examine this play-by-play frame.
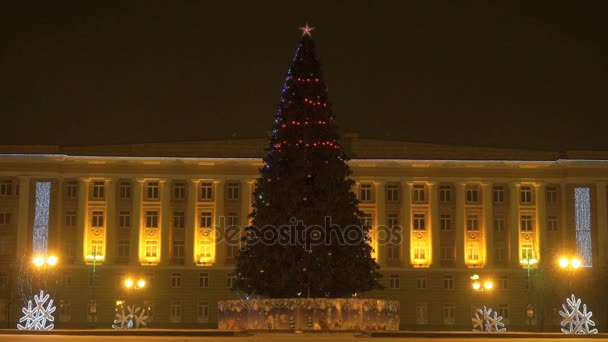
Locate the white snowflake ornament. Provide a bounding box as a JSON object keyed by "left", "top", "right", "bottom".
{"left": 472, "top": 306, "right": 506, "bottom": 332}
{"left": 112, "top": 303, "right": 148, "bottom": 329}
{"left": 17, "top": 289, "right": 56, "bottom": 331}
{"left": 559, "top": 294, "right": 598, "bottom": 334}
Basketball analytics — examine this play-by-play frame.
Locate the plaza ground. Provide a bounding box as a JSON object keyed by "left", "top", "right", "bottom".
{"left": 1, "top": 333, "right": 607, "bottom": 342}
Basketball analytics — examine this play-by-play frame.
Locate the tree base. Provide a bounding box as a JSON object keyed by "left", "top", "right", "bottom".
{"left": 218, "top": 298, "right": 399, "bottom": 331}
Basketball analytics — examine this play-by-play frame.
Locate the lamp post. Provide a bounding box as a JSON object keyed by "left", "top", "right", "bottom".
{"left": 520, "top": 256, "right": 538, "bottom": 330}
{"left": 471, "top": 274, "right": 493, "bottom": 293}
{"left": 558, "top": 256, "right": 580, "bottom": 293}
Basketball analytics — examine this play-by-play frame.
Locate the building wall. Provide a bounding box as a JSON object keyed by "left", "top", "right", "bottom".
{"left": 0, "top": 155, "right": 607, "bottom": 330}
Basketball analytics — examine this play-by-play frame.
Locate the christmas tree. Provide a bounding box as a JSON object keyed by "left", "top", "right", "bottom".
{"left": 235, "top": 25, "right": 381, "bottom": 298}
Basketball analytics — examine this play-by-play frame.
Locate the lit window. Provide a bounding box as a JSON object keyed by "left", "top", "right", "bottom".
{"left": 199, "top": 238, "right": 212, "bottom": 259}
{"left": 413, "top": 214, "right": 426, "bottom": 230}
{"left": 359, "top": 183, "right": 372, "bottom": 202}
{"left": 520, "top": 215, "right": 533, "bottom": 231}
{"left": 466, "top": 215, "right": 479, "bottom": 231}
{"left": 91, "top": 239, "right": 103, "bottom": 256}
{"left": 439, "top": 185, "right": 452, "bottom": 202}
{"left": 520, "top": 186, "right": 533, "bottom": 204}
{"left": 440, "top": 215, "right": 451, "bottom": 231}
{"left": 386, "top": 183, "right": 399, "bottom": 202}
{"left": 466, "top": 185, "right": 479, "bottom": 203}
{"left": 413, "top": 184, "right": 426, "bottom": 202}
{"left": 92, "top": 181, "right": 105, "bottom": 200}
{"left": 200, "top": 182, "right": 213, "bottom": 200}
{"left": 173, "top": 182, "right": 185, "bottom": 200}
{"left": 145, "top": 240, "right": 158, "bottom": 258}
{"left": 521, "top": 243, "right": 533, "bottom": 260}
{"left": 146, "top": 182, "right": 159, "bottom": 200}
{"left": 492, "top": 185, "right": 504, "bottom": 203}
{"left": 389, "top": 274, "right": 400, "bottom": 289}
{"left": 227, "top": 182, "right": 240, "bottom": 200}
{"left": 91, "top": 211, "right": 104, "bottom": 227}
{"left": 146, "top": 210, "right": 159, "bottom": 228}
{"left": 414, "top": 243, "right": 426, "bottom": 260}
{"left": 467, "top": 242, "right": 480, "bottom": 261}
{"left": 199, "top": 211, "right": 212, "bottom": 228}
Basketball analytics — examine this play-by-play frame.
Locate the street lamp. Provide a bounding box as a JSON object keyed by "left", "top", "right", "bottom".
{"left": 471, "top": 274, "right": 493, "bottom": 293}
{"left": 558, "top": 256, "right": 580, "bottom": 292}
{"left": 124, "top": 277, "right": 146, "bottom": 290}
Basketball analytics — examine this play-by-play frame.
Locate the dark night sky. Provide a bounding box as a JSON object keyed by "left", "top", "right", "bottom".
{"left": 1, "top": 1, "right": 607, "bottom": 150}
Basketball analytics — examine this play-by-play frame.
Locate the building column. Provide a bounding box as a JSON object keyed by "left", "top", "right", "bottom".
{"left": 160, "top": 179, "right": 171, "bottom": 265}
{"left": 482, "top": 182, "right": 494, "bottom": 267}
{"left": 455, "top": 182, "right": 466, "bottom": 268}
{"left": 535, "top": 183, "right": 546, "bottom": 263}
{"left": 185, "top": 180, "right": 199, "bottom": 266}
{"left": 596, "top": 182, "right": 607, "bottom": 270}
{"left": 214, "top": 180, "right": 225, "bottom": 266}
{"left": 130, "top": 179, "right": 143, "bottom": 265}
{"left": 509, "top": 182, "right": 521, "bottom": 267}
{"left": 560, "top": 182, "right": 569, "bottom": 252}
{"left": 106, "top": 178, "right": 117, "bottom": 264}
{"left": 52, "top": 177, "right": 63, "bottom": 257}
{"left": 375, "top": 181, "right": 386, "bottom": 266}
{"left": 17, "top": 176, "right": 31, "bottom": 258}
{"left": 429, "top": 182, "right": 440, "bottom": 267}
{"left": 76, "top": 178, "right": 90, "bottom": 264}
{"left": 401, "top": 181, "right": 412, "bottom": 267}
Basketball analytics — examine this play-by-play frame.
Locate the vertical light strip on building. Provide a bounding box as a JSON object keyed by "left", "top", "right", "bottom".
{"left": 33, "top": 181, "right": 51, "bottom": 256}
{"left": 574, "top": 187, "right": 592, "bottom": 267}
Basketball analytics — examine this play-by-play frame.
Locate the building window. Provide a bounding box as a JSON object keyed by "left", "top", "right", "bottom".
{"left": 0, "top": 180, "right": 12, "bottom": 196}
{"left": 439, "top": 185, "right": 452, "bottom": 202}
{"left": 119, "top": 211, "right": 130, "bottom": 229}
{"left": 413, "top": 184, "right": 426, "bottom": 202}
{"left": 92, "top": 181, "right": 105, "bottom": 200}
{"left": 63, "top": 272, "right": 72, "bottom": 287}
{"left": 466, "top": 215, "right": 479, "bottom": 231}
{"left": 118, "top": 240, "right": 130, "bottom": 258}
{"left": 416, "top": 303, "right": 428, "bottom": 325}
{"left": 172, "top": 240, "right": 184, "bottom": 258}
{"left": 199, "top": 211, "right": 212, "bottom": 228}
{"left": 497, "top": 304, "right": 509, "bottom": 320}
{"left": 91, "top": 239, "right": 103, "bottom": 256}
{"left": 200, "top": 182, "right": 213, "bottom": 201}
{"left": 59, "top": 300, "right": 71, "bottom": 322}
{"left": 119, "top": 181, "right": 131, "bottom": 199}
{"left": 387, "top": 244, "right": 400, "bottom": 260}
{"left": 389, "top": 274, "right": 400, "bottom": 289}
{"left": 198, "top": 301, "right": 210, "bottom": 322}
{"left": 440, "top": 214, "right": 451, "bottom": 231}
{"left": 173, "top": 211, "right": 185, "bottom": 229}
{"left": 498, "top": 276, "right": 508, "bottom": 290}
{"left": 145, "top": 272, "right": 154, "bottom": 289}
{"left": 359, "top": 183, "right": 372, "bottom": 202}
{"left": 170, "top": 301, "right": 182, "bottom": 322}
{"left": 199, "top": 238, "right": 213, "bottom": 260}
{"left": 520, "top": 186, "right": 533, "bottom": 204}
{"left": 0, "top": 272, "right": 8, "bottom": 288}
{"left": 493, "top": 185, "right": 504, "bottom": 203}
{"left": 146, "top": 182, "right": 159, "bottom": 200}
{"left": 440, "top": 246, "right": 454, "bottom": 262}
{"left": 416, "top": 275, "right": 427, "bottom": 289}
{"left": 226, "top": 272, "right": 236, "bottom": 289}
{"left": 66, "top": 181, "right": 77, "bottom": 199}
{"left": 226, "top": 213, "right": 239, "bottom": 227}
{"left": 414, "top": 243, "right": 426, "bottom": 260}
{"left": 361, "top": 213, "right": 373, "bottom": 228}
{"left": 173, "top": 182, "right": 185, "bottom": 200}
{"left": 386, "top": 183, "right": 399, "bottom": 202}
{"left": 146, "top": 210, "right": 159, "bottom": 228}
{"left": 443, "top": 275, "right": 454, "bottom": 290}
{"left": 171, "top": 272, "right": 182, "bottom": 288}
{"left": 547, "top": 216, "right": 558, "bottom": 231}
{"left": 413, "top": 213, "right": 426, "bottom": 230}
{"left": 0, "top": 212, "right": 11, "bottom": 225}
{"left": 443, "top": 304, "right": 456, "bottom": 325}
{"left": 63, "top": 211, "right": 75, "bottom": 226}
{"left": 520, "top": 215, "right": 533, "bottom": 231}
{"left": 546, "top": 186, "right": 558, "bottom": 204}
{"left": 88, "top": 271, "right": 98, "bottom": 287}
{"left": 145, "top": 240, "right": 158, "bottom": 258}
{"left": 387, "top": 213, "right": 399, "bottom": 229}
{"left": 494, "top": 215, "right": 505, "bottom": 232}
{"left": 91, "top": 211, "right": 104, "bottom": 228}
{"left": 466, "top": 185, "right": 479, "bottom": 203}
{"left": 467, "top": 242, "right": 480, "bottom": 261}
{"left": 495, "top": 246, "right": 505, "bottom": 263}
{"left": 227, "top": 182, "right": 240, "bottom": 200}
{"left": 199, "top": 272, "right": 209, "bottom": 288}
{"left": 521, "top": 243, "right": 533, "bottom": 260}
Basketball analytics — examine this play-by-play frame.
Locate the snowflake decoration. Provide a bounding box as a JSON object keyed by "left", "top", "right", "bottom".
{"left": 17, "top": 289, "right": 55, "bottom": 331}
{"left": 472, "top": 306, "right": 506, "bottom": 332}
{"left": 112, "top": 304, "right": 148, "bottom": 329}
{"left": 559, "top": 294, "right": 598, "bottom": 334}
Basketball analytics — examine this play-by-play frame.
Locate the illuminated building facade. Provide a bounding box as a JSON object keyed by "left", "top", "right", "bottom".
{"left": 0, "top": 136, "right": 607, "bottom": 330}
